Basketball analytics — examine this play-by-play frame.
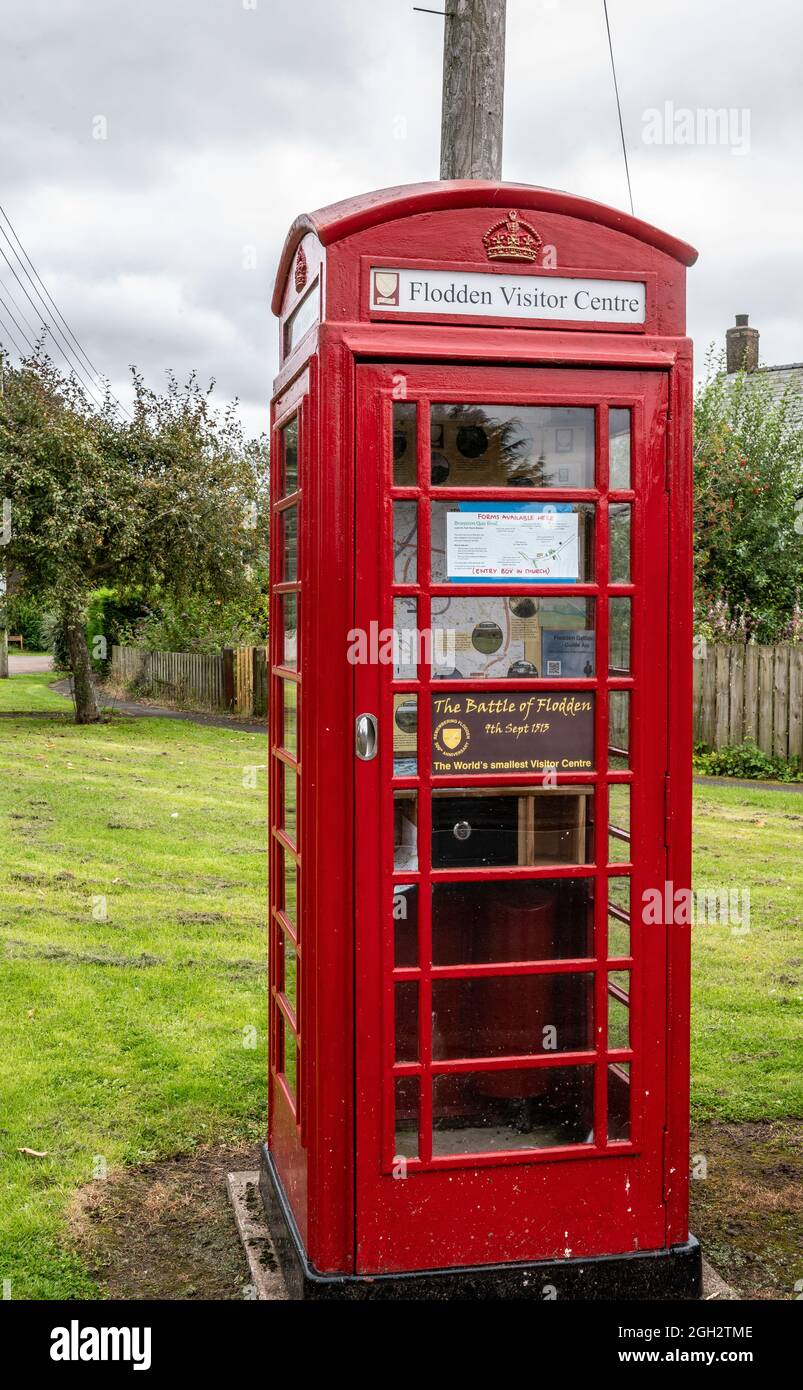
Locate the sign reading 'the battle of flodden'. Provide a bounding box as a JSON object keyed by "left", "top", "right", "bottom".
{"left": 432, "top": 692, "right": 595, "bottom": 774}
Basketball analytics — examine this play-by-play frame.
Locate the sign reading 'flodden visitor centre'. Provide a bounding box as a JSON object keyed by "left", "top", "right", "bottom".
{"left": 370, "top": 266, "right": 646, "bottom": 324}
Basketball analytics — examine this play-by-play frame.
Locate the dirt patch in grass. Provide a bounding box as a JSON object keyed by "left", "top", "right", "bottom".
{"left": 68, "top": 1145, "right": 259, "bottom": 1300}
{"left": 691, "top": 1120, "right": 802, "bottom": 1300}
{"left": 3, "top": 940, "right": 163, "bottom": 968}
{"left": 64, "top": 1124, "right": 801, "bottom": 1302}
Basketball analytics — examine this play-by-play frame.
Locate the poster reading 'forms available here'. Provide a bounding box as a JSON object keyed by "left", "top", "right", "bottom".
{"left": 446, "top": 502, "right": 579, "bottom": 583}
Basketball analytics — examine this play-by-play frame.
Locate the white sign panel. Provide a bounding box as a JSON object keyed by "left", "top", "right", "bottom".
{"left": 446, "top": 505, "right": 579, "bottom": 583}
{"left": 371, "top": 267, "right": 646, "bottom": 325}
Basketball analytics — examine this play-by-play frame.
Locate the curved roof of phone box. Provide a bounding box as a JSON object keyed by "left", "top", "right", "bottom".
{"left": 272, "top": 180, "right": 699, "bottom": 315}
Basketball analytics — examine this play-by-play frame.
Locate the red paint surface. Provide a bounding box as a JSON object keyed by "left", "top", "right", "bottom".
{"left": 268, "top": 181, "right": 695, "bottom": 1276}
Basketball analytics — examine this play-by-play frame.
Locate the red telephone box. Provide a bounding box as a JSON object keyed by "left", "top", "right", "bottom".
{"left": 262, "top": 181, "right": 701, "bottom": 1299}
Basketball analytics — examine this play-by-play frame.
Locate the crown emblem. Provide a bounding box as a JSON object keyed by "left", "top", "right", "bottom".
{"left": 482, "top": 210, "right": 542, "bottom": 263}
{"left": 294, "top": 244, "right": 308, "bottom": 293}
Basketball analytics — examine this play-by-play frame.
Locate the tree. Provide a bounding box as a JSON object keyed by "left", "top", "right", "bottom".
{"left": 693, "top": 353, "right": 803, "bottom": 643}
{"left": 0, "top": 352, "right": 268, "bottom": 721}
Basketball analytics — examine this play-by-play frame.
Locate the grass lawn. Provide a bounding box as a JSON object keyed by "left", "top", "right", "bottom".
{"left": 691, "top": 781, "right": 803, "bottom": 1122}
{"left": 0, "top": 671, "right": 72, "bottom": 713}
{"left": 0, "top": 673, "right": 799, "bottom": 1298}
{"left": 0, "top": 675, "right": 266, "bottom": 1298}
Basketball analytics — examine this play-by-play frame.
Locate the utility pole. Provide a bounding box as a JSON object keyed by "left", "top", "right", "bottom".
{"left": 439, "top": 0, "right": 506, "bottom": 180}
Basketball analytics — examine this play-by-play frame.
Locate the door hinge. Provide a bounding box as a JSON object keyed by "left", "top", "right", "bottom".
{"left": 663, "top": 772, "right": 672, "bottom": 849}
{"left": 662, "top": 1128, "right": 672, "bottom": 1205}
{"left": 664, "top": 402, "right": 672, "bottom": 491}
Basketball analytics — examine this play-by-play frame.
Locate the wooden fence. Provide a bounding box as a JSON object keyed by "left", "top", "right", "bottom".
{"left": 693, "top": 643, "right": 803, "bottom": 759}
{"left": 110, "top": 642, "right": 801, "bottom": 755}
{"left": 110, "top": 645, "right": 268, "bottom": 718}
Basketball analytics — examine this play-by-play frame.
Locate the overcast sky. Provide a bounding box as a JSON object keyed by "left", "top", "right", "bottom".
{"left": 1, "top": 0, "right": 801, "bottom": 437}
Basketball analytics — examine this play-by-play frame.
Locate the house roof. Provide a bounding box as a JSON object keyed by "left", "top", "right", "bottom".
{"left": 753, "top": 364, "right": 803, "bottom": 424}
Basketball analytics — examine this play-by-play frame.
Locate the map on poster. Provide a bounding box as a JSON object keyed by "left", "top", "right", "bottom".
{"left": 446, "top": 502, "right": 579, "bottom": 583}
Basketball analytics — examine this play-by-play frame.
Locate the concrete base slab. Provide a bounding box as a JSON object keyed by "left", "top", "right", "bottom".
{"left": 702, "top": 1258, "right": 740, "bottom": 1300}
{"left": 228, "top": 1169, "right": 739, "bottom": 1302}
{"left": 226, "top": 1171, "right": 288, "bottom": 1300}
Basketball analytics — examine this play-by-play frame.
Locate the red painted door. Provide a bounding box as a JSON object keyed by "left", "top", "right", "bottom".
{"left": 354, "top": 362, "right": 670, "bottom": 1274}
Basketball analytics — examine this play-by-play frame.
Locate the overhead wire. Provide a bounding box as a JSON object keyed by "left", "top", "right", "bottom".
{"left": 603, "top": 0, "right": 634, "bottom": 216}
{"left": 0, "top": 202, "right": 116, "bottom": 387}
{"left": 0, "top": 232, "right": 108, "bottom": 409}
{"left": 0, "top": 300, "right": 29, "bottom": 361}
{"left": 0, "top": 201, "right": 132, "bottom": 417}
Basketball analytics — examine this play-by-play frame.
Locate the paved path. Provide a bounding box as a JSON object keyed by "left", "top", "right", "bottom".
{"left": 50, "top": 677, "right": 267, "bottom": 735}
{"left": 5, "top": 663, "right": 798, "bottom": 776}
{"left": 8, "top": 652, "right": 54, "bottom": 674}
{"left": 693, "top": 774, "right": 802, "bottom": 794}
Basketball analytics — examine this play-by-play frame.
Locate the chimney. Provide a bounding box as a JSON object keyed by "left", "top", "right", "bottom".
{"left": 726, "top": 314, "right": 759, "bottom": 373}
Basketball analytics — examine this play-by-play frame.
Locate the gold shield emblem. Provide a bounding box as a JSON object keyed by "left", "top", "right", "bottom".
{"left": 441, "top": 726, "right": 463, "bottom": 750}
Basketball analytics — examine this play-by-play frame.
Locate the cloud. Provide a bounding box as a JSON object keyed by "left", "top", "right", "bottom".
{"left": 0, "top": 0, "right": 801, "bottom": 440}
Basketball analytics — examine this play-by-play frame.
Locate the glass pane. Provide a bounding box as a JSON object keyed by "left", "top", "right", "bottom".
{"left": 284, "top": 284, "right": 318, "bottom": 356}
{"left": 280, "top": 761, "right": 297, "bottom": 843}
{"left": 608, "top": 911, "right": 630, "bottom": 959}
{"left": 393, "top": 501, "right": 417, "bottom": 582}
{"left": 279, "top": 593, "right": 298, "bottom": 669}
{"left": 608, "top": 785, "right": 631, "bottom": 864}
{"left": 282, "top": 505, "right": 298, "bottom": 583}
{"left": 281, "top": 1023, "right": 297, "bottom": 1098}
{"left": 432, "top": 501, "right": 595, "bottom": 584}
{"left": 432, "top": 1065, "right": 594, "bottom": 1155}
{"left": 430, "top": 404, "right": 595, "bottom": 489}
{"left": 608, "top": 970, "right": 630, "bottom": 1048}
{"left": 282, "top": 845, "right": 298, "bottom": 928}
{"left": 430, "top": 597, "right": 595, "bottom": 679}
{"left": 432, "top": 787, "right": 594, "bottom": 868}
{"left": 609, "top": 409, "right": 631, "bottom": 490}
{"left": 280, "top": 928, "right": 297, "bottom": 1016}
{"left": 432, "top": 972, "right": 594, "bottom": 1059}
{"left": 432, "top": 878, "right": 594, "bottom": 963}
{"left": 608, "top": 1062, "right": 630, "bottom": 1141}
{"left": 608, "top": 876, "right": 630, "bottom": 911}
{"left": 395, "top": 1076, "right": 419, "bottom": 1159}
{"left": 281, "top": 417, "right": 299, "bottom": 496}
{"left": 609, "top": 597, "right": 631, "bottom": 672}
{"left": 394, "top": 790, "right": 418, "bottom": 871}
{"left": 281, "top": 681, "right": 298, "bottom": 757}
{"left": 609, "top": 967, "right": 630, "bottom": 998}
{"left": 393, "top": 884, "right": 418, "bottom": 967}
{"left": 393, "top": 401, "right": 417, "bottom": 486}
{"left": 395, "top": 981, "right": 419, "bottom": 1062}
{"left": 607, "top": 877, "right": 631, "bottom": 957}
{"left": 393, "top": 597, "right": 418, "bottom": 679}
{"left": 608, "top": 690, "right": 630, "bottom": 768}
{"left": 609, "top": 503, "right": 631, "bottom": 583}
{"left": 393, "top": 694, "right": 417, "bottom": 776}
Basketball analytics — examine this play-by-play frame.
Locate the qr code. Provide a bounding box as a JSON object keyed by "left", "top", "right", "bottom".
{"left": 546, "top": 661, "right": 561, "bottom": 675}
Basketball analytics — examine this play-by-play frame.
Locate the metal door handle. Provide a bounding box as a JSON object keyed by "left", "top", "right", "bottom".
{"left": 355, "top": 713, "right": 378, "bottom": 761}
